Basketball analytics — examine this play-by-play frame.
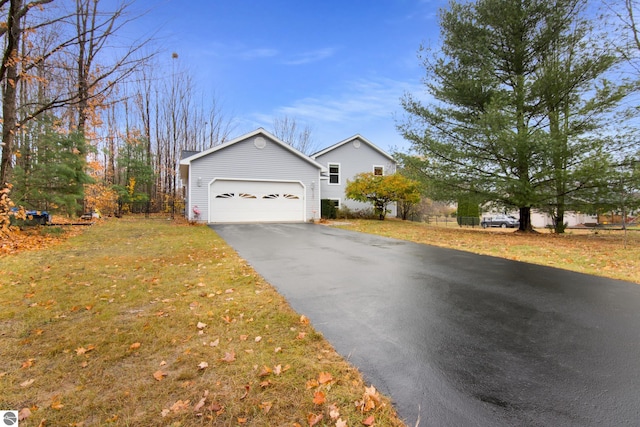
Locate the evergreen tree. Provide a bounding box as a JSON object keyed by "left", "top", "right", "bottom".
{"left": 13, "top": 125, "right": 93, "bottom": 216}
{"left": 399, "top": 0, "right": 634, "bottom": 232}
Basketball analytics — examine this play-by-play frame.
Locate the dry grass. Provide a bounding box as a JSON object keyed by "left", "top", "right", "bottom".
{"left": 333, "top": 219, "right": 640, "bottom": 284}
{"left": 0, "top": 217, "right": 404, "bottom": 426}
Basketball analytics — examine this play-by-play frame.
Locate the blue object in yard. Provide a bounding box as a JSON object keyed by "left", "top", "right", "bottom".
{"left": 10, "top": 207, "right": 50, "bottom": 224}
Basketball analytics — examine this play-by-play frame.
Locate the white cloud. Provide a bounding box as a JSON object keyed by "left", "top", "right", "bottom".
{"left": 283, "top": 48, "right": 336, "bottom": 65}
{"left": 247, "top": 76, "right": 433, "bottom": 152}
{"left": 270, "top": 77, "right": 428, "bottom": 123}
{"left": 238, "top": 48, "right": 279, "bottom": 60}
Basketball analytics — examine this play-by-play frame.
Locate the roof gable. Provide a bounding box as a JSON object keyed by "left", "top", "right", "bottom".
{"left": 180, "top": 128, "right": 325, "bottom": 170}
{"left": 311, "top": 135, "right": 395, "bottom": 162}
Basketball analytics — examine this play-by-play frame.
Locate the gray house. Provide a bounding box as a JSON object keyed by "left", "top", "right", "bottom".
{"left": 179, "top": 129, "right": 397, "bottom": 223}
{"left": 311, "top": 135, "right": 397, "bottom": 214}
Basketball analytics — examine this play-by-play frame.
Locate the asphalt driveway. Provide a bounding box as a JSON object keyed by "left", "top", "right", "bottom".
{"left": 210, "top": 223, "right": 640, "bottom": 426}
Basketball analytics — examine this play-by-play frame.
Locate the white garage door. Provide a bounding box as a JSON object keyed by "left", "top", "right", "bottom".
{"left": 210, "top": 179, "right": 304, "bottom": 223}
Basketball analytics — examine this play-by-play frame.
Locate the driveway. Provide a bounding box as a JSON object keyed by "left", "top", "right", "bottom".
{"left": 210, "top": 223, "right": 640, "bottom": 426}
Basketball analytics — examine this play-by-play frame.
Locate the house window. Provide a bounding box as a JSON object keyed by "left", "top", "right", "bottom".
{"left": 373, "top": 165, "right": 384, "bottom": 176}
{"left": 329, "top": 199, "right": 340, "bottom": 209}
{"left": 328, "top": 163, "right": 340, "bottom": 185}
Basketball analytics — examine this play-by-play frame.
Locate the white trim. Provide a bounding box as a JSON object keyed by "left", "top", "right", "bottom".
{"left": 373, "top": 165, "right": 384, "bottom": 176}
{"left": 208, "top": 177, "right": 306, "bottom": 223}
{"left": 328, "top": 162, "right": 341, "bottom": 185}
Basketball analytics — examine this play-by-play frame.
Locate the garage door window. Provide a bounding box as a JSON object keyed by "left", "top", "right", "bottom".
{"left": 240, "top": 193, "right": 256, "bottom": 199}
{"left": 283, "top": 194, "right": 299, "bottom": 199}
{"left": 216, "top": 193, "right": 234, "bottom": 198}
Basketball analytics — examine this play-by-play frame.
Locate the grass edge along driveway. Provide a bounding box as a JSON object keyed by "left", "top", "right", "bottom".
{"left": 334, "top": 219, "right": 640, "bottom": 284}
{"left": 0, "top": 218, "right": 405, "bottom": 427}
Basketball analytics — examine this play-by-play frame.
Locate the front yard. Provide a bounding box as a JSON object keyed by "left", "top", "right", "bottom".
{"left": 0, "top": 218, "right": 404, "bottom": 426}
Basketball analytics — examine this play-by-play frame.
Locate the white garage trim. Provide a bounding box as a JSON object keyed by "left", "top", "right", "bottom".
{"left": 208, "top": 178, "right": 306, "bottom": 223}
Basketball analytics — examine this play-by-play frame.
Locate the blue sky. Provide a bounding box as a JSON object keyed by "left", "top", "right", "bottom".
{"left": 129, "top": 0, "right": 447, "bottom": 153}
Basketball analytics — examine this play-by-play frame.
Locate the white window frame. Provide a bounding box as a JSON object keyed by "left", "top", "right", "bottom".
{"left": 373, "top": 165, "right": 384, "bottom": 176}
{"left": 328, "top": 163, "right": 341, "bottom": 185}
{"left": 329, "top": 198, "right": 341, "bottom": 209}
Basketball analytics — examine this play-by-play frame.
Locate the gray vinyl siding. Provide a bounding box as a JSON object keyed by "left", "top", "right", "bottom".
{"left": 314, "top": 137, "right": 396, "bottom": 214}
{"left": 187, "top": 134, "right": 321, "bottom": 222}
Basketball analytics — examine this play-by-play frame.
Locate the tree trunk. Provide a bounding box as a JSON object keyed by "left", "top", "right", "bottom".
{"left": 0, "top": 0, "right": 23, "bottom": 185}
{"left": 518, "top": 206, "right": 534, "bottom": 232}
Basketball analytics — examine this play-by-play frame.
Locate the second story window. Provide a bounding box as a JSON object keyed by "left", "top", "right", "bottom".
{"left": 329, "top": 163, "right": 340, "bottom": 184}
{"left": 373, "top": 166, "right": 384, "bottom": 176}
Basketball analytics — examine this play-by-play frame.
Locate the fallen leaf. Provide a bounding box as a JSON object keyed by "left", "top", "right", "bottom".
{"left": 300, "top": 315, "right": 310, "bottom": 325}
{"left": 307, "top": 413, "right": 323, "bottom": 427}
{"left": 362, "top": 415, "right": 375, "bottom": 426}
{"left": 20, "top": 378, "right": 35, "bottom": 387}
{"left": 170, "top": 399, "right": 190, "bottom": 412}
{"left": 153, "top": 370, "right": 167, "bottom": 381}
{"left": 75, "top": 347, "right": 87, "bottom": 355}
{"left": 259, "top": 401, "right": 273, "bottom": 414}
{"left": 329, "top": 404, "right": 340, "bottom": 419}
{"left": 318, "top": 371, "right": 333, "bottom": 384}
{"left": 273, "top": 364, "right": 282, "bottom": 375}
{"left": 51, "top": 396, "right": 64, "bottom": 410}
{"left": 239, "top": 334, "right": 248, "bottom": 341}
{"left": 259, "top": 380, "right": 272, "bottom": 388}
{"left": 274, "top": 346, "right": 282, "bottom": 353}
{"left": 313, "top": 391, "right": 326, "bottom": 405}
{"left": 198, "top": 361, "right": 209, "bottom": 370}
{"left": 220, "top": 351, "right": 236, "bottom": 363}
{"left": 237, "top": 417, "right": 247, "bottom": 424}
{"left": 297, "top": 332, "right": 307, "bottom": 340}
{"left": 254, "top": 336, "right": 262, "bottom": 342}
{"left": 21, "top": 358, "right": 35, "bottom": 369}
{"left": 259, "top": 365, "right": 272, "bottom": 377}
{"left": 210, "top": 338, "right": 220, "bottom": 347}
{"left": 207, "top": 401, "right": 223, "bottom": 412}
{"left": 193, "top": 397, "right": 206, "bottom": 412}
{"left": 240, "top": 384, "right": 250, "bottom": 400}
{"left": 18, "top": 407, "right": 31, "bottom": 420}
{"left": 129, "top": 342, "right": 141, "bottom": 350}
{"left": 306, "top": 379, "right": 319, "bottom": 389}
{"left": 197, "top": 322, "right": 207, "bottom": 330}
{"left": 336, "top": 419, "right": 347, "bottom": 427}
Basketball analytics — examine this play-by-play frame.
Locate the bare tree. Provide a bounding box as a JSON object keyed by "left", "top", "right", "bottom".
{"left": 271, "top": 115, "right": 317, "bottom": 155}
{"left": 0, "top": 0, "right": 154, "bottom": 184}
{"left": 0, "top": 0, "right": 54, "bottom": 184}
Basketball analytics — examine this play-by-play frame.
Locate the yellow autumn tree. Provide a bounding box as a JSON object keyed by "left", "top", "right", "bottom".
{"left": 345, "top": 173, "right": 421, "bottom": 220}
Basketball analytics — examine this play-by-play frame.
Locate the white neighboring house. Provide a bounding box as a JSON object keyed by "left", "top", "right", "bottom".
{"left": 179, "top": 129, "right": 397, "bottom": 223}
{"left": 530, "top": 210, "right": 598, "bottom": 228}
{"left": 311, "top": 135, "right": 397, "bottom": 216}
{"left": 485, "top": 210, "right": 599, "bottom": 228}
